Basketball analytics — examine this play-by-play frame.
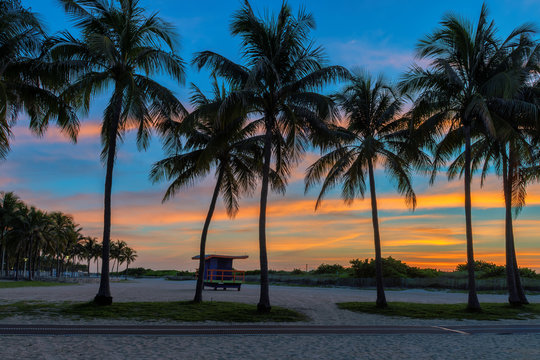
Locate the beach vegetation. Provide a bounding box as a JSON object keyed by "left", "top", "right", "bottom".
{"left": 49, "top": 0, "right": 186, "bottom": 305}
{"left": 337, "top": 301, "right": 540, "bottom": 320}
{"left": 151, "top": 75, "right": 261, "bottom": 303}
{"left": 0, "top": 300, "right": 307, "bottom": 322}
{"left": 193, "top": 0, "right": 348, "bottom": 312}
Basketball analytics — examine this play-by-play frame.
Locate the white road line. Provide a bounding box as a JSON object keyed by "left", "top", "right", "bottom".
{"left": 432, "top": 326, "right": 470, "bottom": 335}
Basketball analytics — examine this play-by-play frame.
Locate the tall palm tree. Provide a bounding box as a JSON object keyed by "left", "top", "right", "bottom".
{"left": 82, "top": 237, "right": 98, "bottom": 275}
{"left": 454, "top": 57, "right": 539, "bottom": 305}
{"left": 305, "top": 71, "right": 419, "bottom": 307}
{"left": 151, "top": 78, "right": 265, "bottom": 303}
{"left": 49, "top": 0, "right": 186, "bottom": 305}
{"left": 0, "top": 192, "right": 23, "bottom": 276}
{"left": 15, "top": 206, "right": 50, "bottom": 280}
{"left": 119, "top": 246, "right": 137, "bottom": 279}
{"left": 0, "top": 0, "right": 78, "bottom": 159}
{"left": 399, "top": 4, "right": 535, "bottom": 310}
{"left": 193, "top": 1, "right": 347, "bottom": 312}
{"left": 49, "top": 211, "right": 75, "bottom": 277}
{"left": 110, "top": 239, "right": 127, "bottom": 275}
{"left": 92, "top": 241, "right": 102, "bottom": 276}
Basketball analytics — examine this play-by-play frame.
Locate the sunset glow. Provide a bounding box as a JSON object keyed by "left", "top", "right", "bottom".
{"left": 2, "top": 0, "right": 540, "bottom": 273}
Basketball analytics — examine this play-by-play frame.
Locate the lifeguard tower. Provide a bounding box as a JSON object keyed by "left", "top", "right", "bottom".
{"left": 192, "top": 254, "right": 248, "bottom": 291}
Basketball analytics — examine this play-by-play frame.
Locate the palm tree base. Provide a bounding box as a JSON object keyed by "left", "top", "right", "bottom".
{"left": 508, "top": 299, "right": 528, "bottom": 306}
{"left": 465, "top": 305, "right": 482, "bottom": 312}
{"left": 257, "top": 303, "right": 271, "bottom": 313}
{"left": 375, "top": 301, "right": 388, "bottom": 308}
{"left": 93, "top": 295, "right": 113, "bottom": 306}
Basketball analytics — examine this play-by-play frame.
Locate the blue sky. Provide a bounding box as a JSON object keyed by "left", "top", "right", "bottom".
{"left": 3, "top": 0, "right": 540, "bottom": 271}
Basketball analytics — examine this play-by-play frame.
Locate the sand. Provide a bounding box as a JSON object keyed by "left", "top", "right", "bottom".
{"left": 0, "top": 278, "right": 539, "bottom": 359}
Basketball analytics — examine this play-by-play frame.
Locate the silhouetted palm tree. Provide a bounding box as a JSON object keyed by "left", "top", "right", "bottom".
{"left": 453, "top": 41, "right": 539, "bottom": 305}
{"left": 193, "top": 1, "right": 347, "bottom": 312}
{"left": 306, "top": 70, "right": 419, "bottom": 307}
{"left": 50, "top": 0, "right": 186, "bottom": 304}
{"left": 0, "top": 0, "right": 78, "bottom": 159}
{"left": 81, "top": 237, "right": 98, "bottom": 275}
{"left": 399, "top": 3, "right": 535, "bottom": 310}
{"left": 151, "top": 78, "right": 265, "bottom": 303}
{"left": 0, "top": 192, "right": 23, "bottom": 276}
{"left": 119, "top": 246, "right": 137, "bottom": 279}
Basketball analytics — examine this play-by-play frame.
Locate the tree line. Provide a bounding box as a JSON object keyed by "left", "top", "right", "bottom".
{"left": 0, "top": 191, "right": 137, "bottom": 279}
{"left": 1, "top": 0, "right": 539, "bottom": 312}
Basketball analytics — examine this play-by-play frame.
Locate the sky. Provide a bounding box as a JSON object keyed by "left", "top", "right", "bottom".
{"left": 3, "top": 0, "right": 540, "bottom": 271}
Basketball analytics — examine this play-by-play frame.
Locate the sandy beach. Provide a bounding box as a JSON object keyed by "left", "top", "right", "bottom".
{"left": 0, "top": 279, "right": 539, "bottom": 359}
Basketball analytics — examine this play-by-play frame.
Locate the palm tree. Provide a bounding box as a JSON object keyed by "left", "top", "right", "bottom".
{"left": 455, "top": 54, "right": 539, "bottom": 305}
{"left": 0, "top": 0, "right": 78, "bottom": 159}
{"left": 193, "top": 1, "right": 347, "bottom": 312}
{"left": 15, "top": 206, "right": 50, "bottom": 280}
{"left": 0, "top": 192, "right": 23, "bottom": 276}
{"left": 151, "top": 78, "right": 264, "bottom": 303}
{"left": 110, "top": 239, "right": 127, "bottom": 275}
{"left": 92, "top": 241, "right": 102, "bottom": 276}
{"left": 119, "top": 246, "right": 137, "bottom": 279}
{"left": 305, "top": 70, "right": 419, "bottom": 307}
{"left": 82, "top": 237, "right": 98, "bottom": 276}
{"left": 399, "top": 4, "right": 535, "bottom": 310}
{"left": 49, "top": 0, "right": 186, "bottom": 305}
{"left": 49, "top": 211, "right": 75, "bottom": 277}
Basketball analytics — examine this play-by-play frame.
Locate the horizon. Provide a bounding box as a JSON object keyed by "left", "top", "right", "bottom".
{"left": 2, "top": 0, "right": 540, "bottom": 272}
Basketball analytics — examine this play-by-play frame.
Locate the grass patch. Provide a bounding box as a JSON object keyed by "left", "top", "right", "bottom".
{"left": 0, "top": 301, "right": 307, "bottom": 322}
{"left": 337, "top": 302, "right": 540, "bottom": 321}
{"left": 0, "top": 280, "right": 76, "bottom": 289}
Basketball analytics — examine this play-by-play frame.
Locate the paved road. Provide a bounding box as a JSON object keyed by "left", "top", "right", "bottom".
{"left": 1, "top": 324, "right": 539, "bottom": 336}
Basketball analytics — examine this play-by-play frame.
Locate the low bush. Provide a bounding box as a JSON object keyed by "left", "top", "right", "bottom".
{"left": 350, "top": 257, "right": 440, "bottom": 278}
{"left": 455, "top": 261, "right": 539, "bottom": 279}
{"left": 313, "top": 263, "right": 346, "bottom": 274}
{"left": 519, "top": 267, "right": 539, "bottom": 278}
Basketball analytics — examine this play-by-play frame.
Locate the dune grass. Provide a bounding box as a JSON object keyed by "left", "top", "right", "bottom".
{"left": 337, "top": 302, "right": 540, "bottom": 321}
{"left": 0, "top": 301, "right": 307, "bottom": 322}
{"left": 0, "top": 280, "right": 76, "bottom": 289}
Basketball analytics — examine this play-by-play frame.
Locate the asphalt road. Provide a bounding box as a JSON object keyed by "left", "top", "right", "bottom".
{"left": 1, "top": 324, "right": 539, "bottom": 336}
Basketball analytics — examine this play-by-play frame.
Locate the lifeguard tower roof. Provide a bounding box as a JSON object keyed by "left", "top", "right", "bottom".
{"left": 191, "top": 254, "right": 248, "bottom": 260}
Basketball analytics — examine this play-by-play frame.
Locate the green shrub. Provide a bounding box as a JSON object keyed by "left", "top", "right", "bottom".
{"left": 455, "top": 260, "right": 500, "bottom": 273}
{"left": 350, "top": 257, "right": 440, "bottom": 278}
{"left": 456, "top": 261, "right": 506, "bottom": 278}
{"left": 313, "top": 263, "right": 346, "bottom": 274}
{"left": 454, "top": 261, "right": 540, "bottom": 279}
{"left": 291, "top": 268, "right": 304, "bottom": 275}
{"left": 519, "top": 267, "right": 539, "bottom": 278}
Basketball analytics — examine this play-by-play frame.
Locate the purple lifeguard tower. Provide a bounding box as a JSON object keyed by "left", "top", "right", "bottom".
{"left": 192, "top": 254, "right": 248, "bottom": 291}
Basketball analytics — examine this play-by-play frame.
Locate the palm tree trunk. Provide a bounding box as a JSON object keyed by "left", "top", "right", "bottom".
{"left": 194, "top": 168, "right": 224, "bottom": 303}
{"left": 56, "top": 239, "right": 60, "bottom": 278}
{"left": 15, "top": 251, "right": 20, "bottom": 280}
{"left": 367, "top": 158, "right": 387, "bottom": 307}
{"left": 513, "top": 250, "right": 528, "bottom": 304}
{"left": 27, "top": 238, "right": 33, "bottom": 281}
{"left": 463, "top": 124, "right": 481, "bottom": 310}
{"left": 125, "top": 262, "right": 129, "bottom": 280}
{"left": 1, "top": 231, "right": 5, "bottom": 277}
{"left": 257, "top": 123, "right": 273, "bottom": 313}
{"left": 87, "top": 259, "right": 91, "bottom": 276}
{"left": 504, "top": 145, "right": 528, "bottom": 305}
{"left": 95, "top": 90, "right": 122, "bottom": 306}
{"left": 503, "top": 151, "right": 520, "bottom": 304}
